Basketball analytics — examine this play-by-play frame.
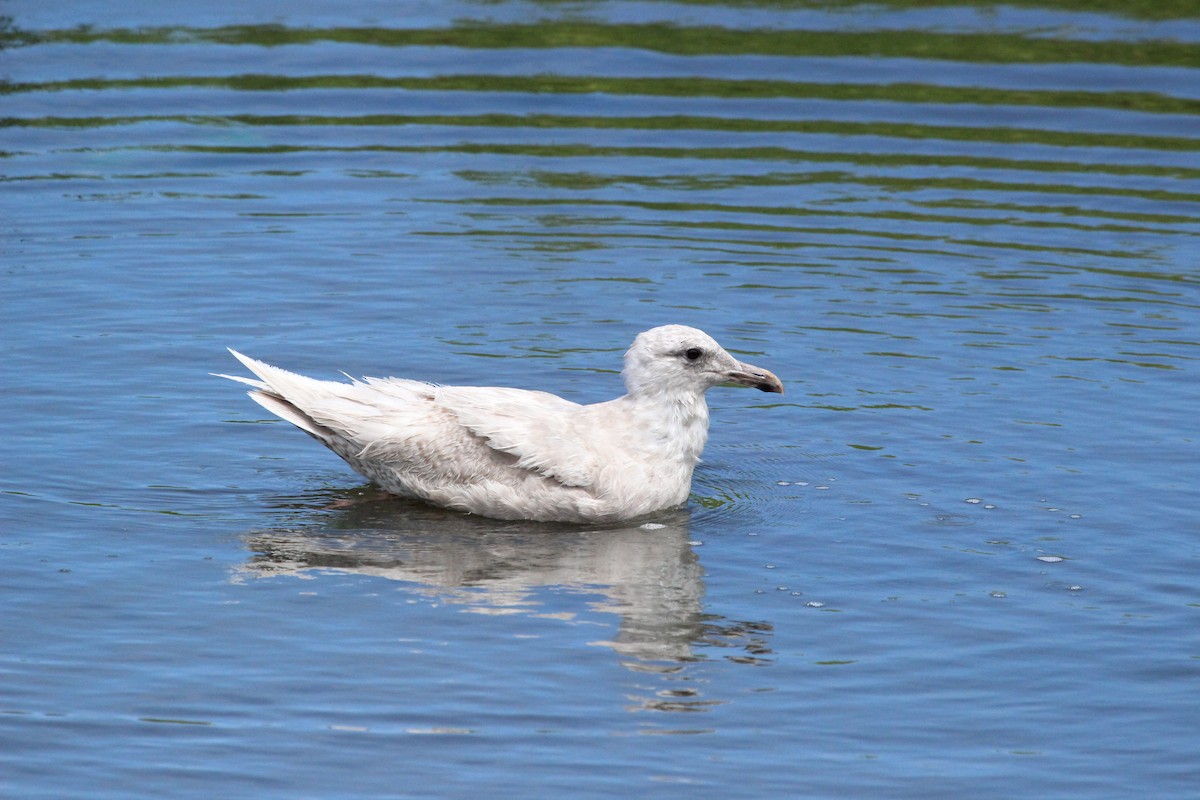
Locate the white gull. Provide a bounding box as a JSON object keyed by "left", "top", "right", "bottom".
{"left": 218, "top": 325, "right": 783, "bottom": 523}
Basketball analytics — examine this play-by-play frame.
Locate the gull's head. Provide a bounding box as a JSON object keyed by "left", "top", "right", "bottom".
{"left": 622, "top": 325, "right": 784, "bottom": 398}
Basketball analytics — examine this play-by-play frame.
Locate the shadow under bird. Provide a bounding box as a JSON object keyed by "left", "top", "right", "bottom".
{"left": 217, "top": 325, "right": 782, "bottom": 523}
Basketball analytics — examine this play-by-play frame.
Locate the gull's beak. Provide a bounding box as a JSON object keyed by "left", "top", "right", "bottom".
{"left": 724, "top": 361, "right": 784, "bottom": 394}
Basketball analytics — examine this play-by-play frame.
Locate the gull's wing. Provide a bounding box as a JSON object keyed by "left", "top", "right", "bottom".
{"left": 220, "top": 351, "right": 602, "bottom": 491}
{"left": 220, "top": 350, "right": 435, "bottom": 445}
{"left": 431, "top": 385, "right": 600, "bottom": 488}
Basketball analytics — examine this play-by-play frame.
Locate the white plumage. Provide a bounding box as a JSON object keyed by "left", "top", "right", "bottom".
{"left": 218, "top": 325, "right": 782, "bottom": 523}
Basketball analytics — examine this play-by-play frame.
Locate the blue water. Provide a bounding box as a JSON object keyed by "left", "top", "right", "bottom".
{"left": 3, "top": 1, "right": 1199, "bottom": 797}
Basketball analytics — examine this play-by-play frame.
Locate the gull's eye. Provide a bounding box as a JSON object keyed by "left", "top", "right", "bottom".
{"left": 684, "top": 347, "right": 703, "bottom": 361}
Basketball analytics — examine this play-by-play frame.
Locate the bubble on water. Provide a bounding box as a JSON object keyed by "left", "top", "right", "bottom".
{"left": 989, "top": 591, "right": 1006, "bottom": 599}
{"left": 965, "top": 498, "right": 982, "bottom": 504}
{"left": 640, "top": 522, "right": 666, "bottom": 530}
{"left": 1067, "top": 585, "right": 1084, "bottom": 592}
{"left": 687, "top": 540, "right": 703, "bottom": 547}
{"left": 806, "top": 601, "right": 825, "bottom": 608}
{"left": 816, "top": 485, "right": 830, "bottom": 490}
{"left": 776, "top": 586, "right": 789, "bottom": 591}
{"left": 984, "top": 504, "right": 996, "bottom": 510}
{"left": 790, "top": 592, "right": 804, "bottom": 597}
{"left": 1036, "top": 555, "right": 1066, "bottom": 563}
{"left": 1069, "top": 514, "right": 1082, "bottom": 519}
{"left": 764, "top": 564, "right": 776, "bottom": 569}
{"left": 796, "top": 481, "right": 809, "bottom": 486}
{"left": 755, "top": 589, "right": 766, "bottom": 595}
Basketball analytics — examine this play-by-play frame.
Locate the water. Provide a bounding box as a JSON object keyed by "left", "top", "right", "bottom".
{"left": 3, "top": 1, "right": 1198, "bottom": 797}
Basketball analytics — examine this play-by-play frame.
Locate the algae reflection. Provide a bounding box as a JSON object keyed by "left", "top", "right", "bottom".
{"left": 238, "top": 489, "right": 774, "bottom": 674}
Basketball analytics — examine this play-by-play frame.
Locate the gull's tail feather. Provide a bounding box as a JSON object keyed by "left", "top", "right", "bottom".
{"left": 216, "top": 349, "right": 336, "bottom": 442}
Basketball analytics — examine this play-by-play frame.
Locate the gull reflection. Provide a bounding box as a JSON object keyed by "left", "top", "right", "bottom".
{"left": 238, "top": 488, "right": 773, "bottom": 670}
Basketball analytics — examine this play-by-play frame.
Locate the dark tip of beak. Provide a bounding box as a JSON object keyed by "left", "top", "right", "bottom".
{"left": 752, "top": 374, "right": 784, "bottom": 394}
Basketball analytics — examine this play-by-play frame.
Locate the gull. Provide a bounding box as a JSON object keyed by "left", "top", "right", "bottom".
{"left": 218, "top": 325, "right": 782, "bottom": 523}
